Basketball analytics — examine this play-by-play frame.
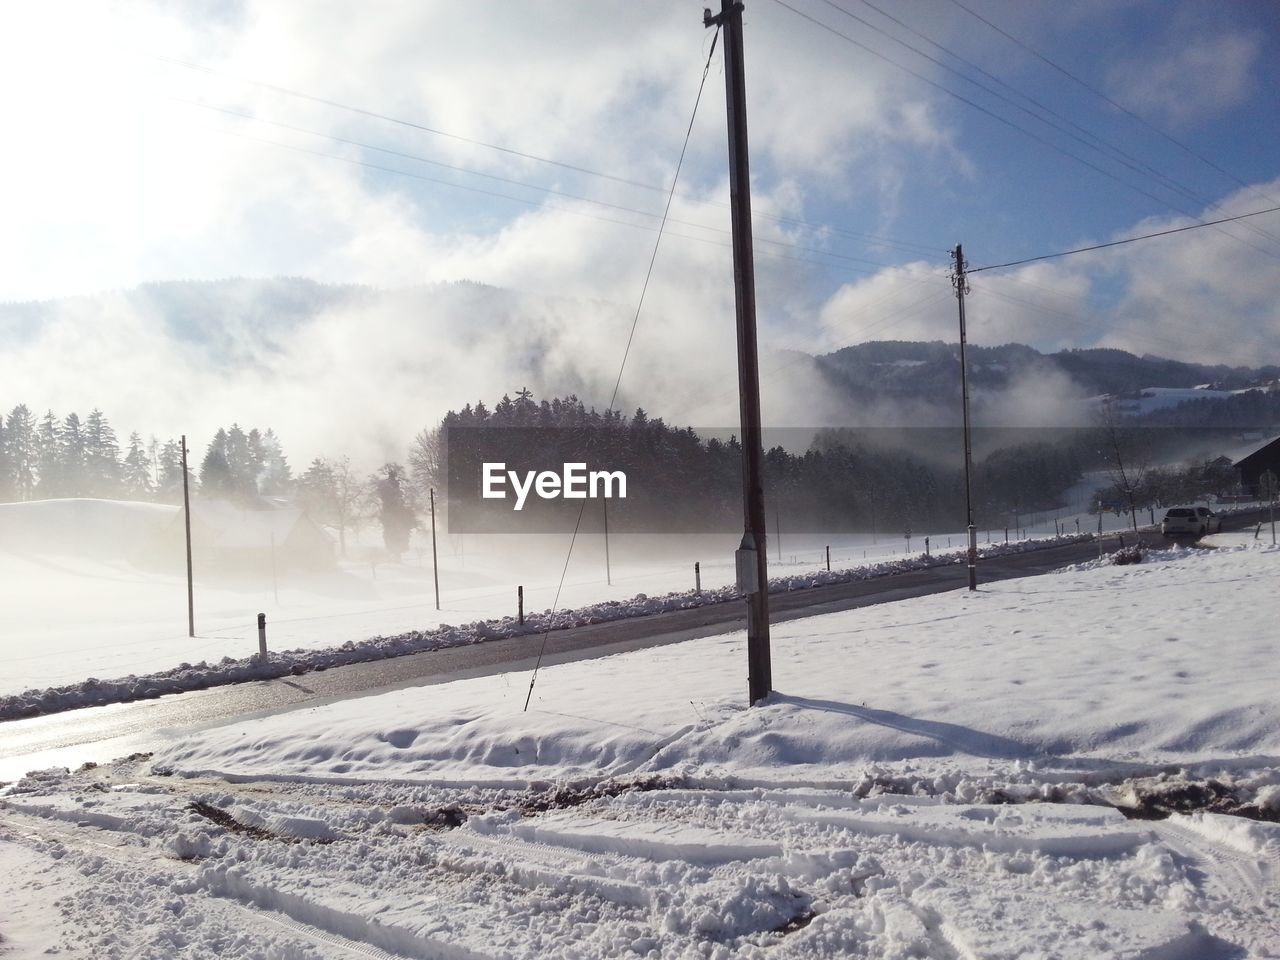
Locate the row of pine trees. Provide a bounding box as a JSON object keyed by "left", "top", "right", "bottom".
{"left": 0, "top": 402, "right": 423, "bottom": 556}
{"left": 0, "top": 404, "right": 293, "bottom": 505}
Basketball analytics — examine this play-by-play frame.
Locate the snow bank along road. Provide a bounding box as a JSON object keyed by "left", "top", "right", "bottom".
{"left": 0, "top": 520, "right": 1217, "bottom": 773}
{"left": 1, "top": 540, "right": 1277, "bottom": 957}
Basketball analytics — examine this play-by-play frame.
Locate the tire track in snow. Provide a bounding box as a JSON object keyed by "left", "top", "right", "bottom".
{"left": 443, "top": 830, "right": 652, "bottom": 908}
{"left": 2, "top": 797, "right": 496, "bottom": 960}
{"left": 1152, "top": 819, "right": 1273, "bottom": 906}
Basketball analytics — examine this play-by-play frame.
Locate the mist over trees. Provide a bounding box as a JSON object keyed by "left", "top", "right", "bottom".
{"left": 0, "top": 404, "right": 294, "bottom": 508}
{"left": 2, "top": 382, "right": 1269, "bottom": 548}
{"left": 0, "top": 401, "right": 433, "bottom": 559}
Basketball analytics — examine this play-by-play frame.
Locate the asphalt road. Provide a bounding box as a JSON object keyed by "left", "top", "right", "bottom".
{"left": 0, "top": 512, "right": 1265, "bottom": 779}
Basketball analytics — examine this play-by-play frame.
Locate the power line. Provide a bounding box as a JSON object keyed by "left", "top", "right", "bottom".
{"left": 969, "top": 203, "right": 1280, "bottom": 273}
{"left": 150, "top": 54, "right": 942, "bottom": 259}
{"left": 147, "top": 53, "right": 660, "bottom": 193}
{"left": 183, "top": 114, "right": 923, "bottom": 279}
{"left": 834, "top": 0, "right": 1280, "bottom": 255}
{"left": 774, "top": 1, "right": 1280, "bottom": 262}
{"left": 943, "top": 0, "right": 1280, "bottom": 210}
{"left": 523, "top": 26, "right": 721, "bottom": 713}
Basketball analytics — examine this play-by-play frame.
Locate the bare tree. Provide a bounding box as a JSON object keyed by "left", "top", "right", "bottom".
{"left": 299, "top": 455, "right": 368, "bottom": 558}
{"left": 1096, "top": 400, "right": 1149, "bottom": 533}
{"left": 409, "top": 427, "right": 443, "bottom": 504}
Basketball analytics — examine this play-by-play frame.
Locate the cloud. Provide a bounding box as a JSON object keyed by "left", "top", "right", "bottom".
{"left": 811, "top": 178, "right": 1280, "bottom": 370}
{"left": 3, "top": 0, "right": 1277, "bottom": 469}
{"left": 1094, "top": 179, "right": 1280, "bottom": 365}
{"left": 1106, "top": 22, "right": 1262, "bottom": 129}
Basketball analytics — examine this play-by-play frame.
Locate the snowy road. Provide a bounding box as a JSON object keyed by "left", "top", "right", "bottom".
{"left": 0, "top": 517, "right": 1263, "bottom": 780}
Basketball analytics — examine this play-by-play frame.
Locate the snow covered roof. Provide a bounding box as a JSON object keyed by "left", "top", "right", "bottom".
{"left": 1232, "top": 434, "right": 1280, "bottom": 468}
{"left": 184, "top": 500, "right": 332, "bottom": 550}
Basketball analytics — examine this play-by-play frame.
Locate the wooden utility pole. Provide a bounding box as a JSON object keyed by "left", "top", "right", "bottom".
{"left": 429, "top": 488, "right": 440, "bottom": 610}
{"left": 952, "top": 245, "right": 978, "bottom": 592}
{"left": 181, "top": 434, "right": 194, "bottom": 637}
{"left": 706, "top": 0, "right": 771, "bottom": 705}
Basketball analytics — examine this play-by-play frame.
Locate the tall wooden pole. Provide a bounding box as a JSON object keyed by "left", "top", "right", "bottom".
{"left": 181, "top": 434, "right": 194, "bottom": 637}
{"left": 429, "top": 487, "right": 440, "bottom": 610}
{"left": 707, "top": 0, "right": 771, "bottom": 705}
{"left": 952, "top": 245, "right": 978, "bottom": 591}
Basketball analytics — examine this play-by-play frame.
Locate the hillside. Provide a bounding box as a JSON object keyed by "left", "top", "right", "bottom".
{"left": 814, "top": 340, "right": 1280, "bottom": 408}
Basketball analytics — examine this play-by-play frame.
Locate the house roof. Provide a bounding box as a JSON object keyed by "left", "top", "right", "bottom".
{"left": 1233, "top": 435, "right": 1280, "bottom": 469}
{"left": 182, "top": 500, "right": 332, "bottom": 550}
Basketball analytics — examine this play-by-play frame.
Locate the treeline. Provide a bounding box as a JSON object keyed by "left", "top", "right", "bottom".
{"left": 0, "top": 404, "right": 187, "bottom": 503}
{"left": 435, "top": 392, "right": 1085, "bottom": 532}
{"left": 0, "top": 402, "right": 421, "bottom": 557}
{"left": 0, "top": 404, "right": 291, "bottom": 505}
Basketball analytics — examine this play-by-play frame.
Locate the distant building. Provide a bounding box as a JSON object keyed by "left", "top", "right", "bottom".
{"left": 1234, "top": 436, "right": 1280, "bottom": 497}
{"left": 158, "top": 500, "right": 336, "bottom": 573}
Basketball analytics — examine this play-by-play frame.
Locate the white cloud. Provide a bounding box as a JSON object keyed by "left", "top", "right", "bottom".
{"left": 1096, "top": 181, "right": 1280, "bottom": 365}
{"left": 1106, "top": 25, "right": 1262, "bottom": 130}
{"left": 0, "top": 0, "right": 956, "bottom": 304}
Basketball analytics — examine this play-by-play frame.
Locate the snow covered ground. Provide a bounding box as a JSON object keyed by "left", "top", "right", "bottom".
{"left": 2, "top": 538, "right": 1277, "bottom": 957}
{"left": 1, "top": 497, "right": 1104, "bottom": 712}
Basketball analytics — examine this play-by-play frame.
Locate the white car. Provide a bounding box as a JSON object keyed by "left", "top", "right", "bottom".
{"left": 1161, "top": 506, "right": 1221, "bottom": 538}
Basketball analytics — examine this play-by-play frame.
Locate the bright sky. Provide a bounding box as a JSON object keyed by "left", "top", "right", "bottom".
{"left": 0, "top": 0, "right": 1277, "bottom": 457}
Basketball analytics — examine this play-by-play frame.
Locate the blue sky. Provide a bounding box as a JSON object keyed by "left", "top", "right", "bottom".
{"left": 1, "top": 0, "right": 1278, "bottom": 454}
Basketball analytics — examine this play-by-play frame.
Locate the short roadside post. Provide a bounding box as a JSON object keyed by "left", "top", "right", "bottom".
{"left": 518, "top": 585, "right": 524, "bottom": 625}
{"left": 257, "top": 612, "right": 267, "bottom": 661}
{"left": 430, "top": 488, "right": 440, "bottom": 611}
{"left": 695, "top": 561, "right": 702, "bottom": 595}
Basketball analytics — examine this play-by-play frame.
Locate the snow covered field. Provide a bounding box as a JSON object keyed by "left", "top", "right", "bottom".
{"left": 1, "top": 497, "right": 1101, "bottom": 708}
{"left": 2, "top": 539, "right": 1277, "bottom": 957}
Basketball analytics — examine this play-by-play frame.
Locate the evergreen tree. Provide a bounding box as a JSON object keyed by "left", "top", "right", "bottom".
{"left": 200, "top": 428, "right": 234, "bottom": 498}
{"left": 59, "top": 412, "right": 87, "bottom": 497}
{"left": 84, "top": 408, "right": 122, "bottom": 497}
{"left": 5, "top": 404, "right": 37, "bottom": 500}
{"left": 0, "top": 412, "right": 10, "bottom": 501}
{"left": 373, "top": 462, "right": 415, "bottom": 558}
{"left": 225, "top": 424, "right": 256, "bottom": 501}
{"left": 122, "top": 432, "right": 153, "bottom": 499}
{"left": 299, "top": 458, "right": 337, "bottom": 519}
{"left": 157, "top": 438, "right": 188, "bottom": 503}
{"left": 257, "top": 428, "right": 293, "bottom": 496}
{"left": 35, "top": 410, "right": 61, "bottom": 496}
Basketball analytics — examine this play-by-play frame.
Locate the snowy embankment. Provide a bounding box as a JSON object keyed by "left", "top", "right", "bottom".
{"left": 156, "top": 540, "right": 1280, "bottom": 787}
{"left": 0, "top": 533, "right": 1090, "bottom": 720}
{"left": 2, "top": 540, "right": 1277, "bottom": 958}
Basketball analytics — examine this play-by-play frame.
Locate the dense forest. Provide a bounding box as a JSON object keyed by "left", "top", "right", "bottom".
{"left": 433, "top": 391, "right": 1088, "bottom": 533}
